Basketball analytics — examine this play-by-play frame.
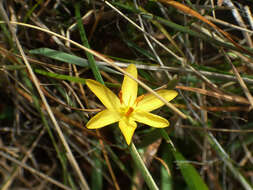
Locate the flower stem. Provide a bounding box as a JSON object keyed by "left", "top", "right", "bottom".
{"left": 129, "top": 143, "right": 159, "bottom": 190}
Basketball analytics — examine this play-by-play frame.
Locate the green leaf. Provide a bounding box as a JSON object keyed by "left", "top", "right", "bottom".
{"left": 159, "top": 129, "right": 209, "bottom": 190}
{"left": 160, "top": 145, "right": 173, "bottom": 190}
{"left": 29, "top": 48, "right": 120, "bottom": 75}
{"left": 75, "top": 2, "right": 104, "bottom": 84}
{"left": 35, "top": 69, "right": 87, "bottom": 84}
{"left": 172, "top": 150, "right": 209, "bottom": 190}
{"left": 91, "top": 147, "right": 103, "bottom": 190}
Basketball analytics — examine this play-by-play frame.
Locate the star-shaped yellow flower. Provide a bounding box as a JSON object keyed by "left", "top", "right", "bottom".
{"left": 86, "top": 64, "right": 178, "bottom": 145}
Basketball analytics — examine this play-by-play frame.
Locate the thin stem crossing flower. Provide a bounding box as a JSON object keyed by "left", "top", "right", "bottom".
{"left": 86, "top": 64, "right": 178, "bottom": 145}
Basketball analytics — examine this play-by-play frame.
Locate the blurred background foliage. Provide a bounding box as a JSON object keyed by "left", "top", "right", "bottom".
{"left": 0, "top": 0, "right": 253, "bottom": 189}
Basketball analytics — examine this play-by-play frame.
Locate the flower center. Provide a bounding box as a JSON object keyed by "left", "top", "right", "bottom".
{"left": 118, "top": 91, "right": 144, "bottom": 117}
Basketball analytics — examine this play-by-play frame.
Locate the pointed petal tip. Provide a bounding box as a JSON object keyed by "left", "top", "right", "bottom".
{"left": 169, "top": 90, "right": 178, "bottom": 99}
{"left": 86, "top": 79, "right": 121, "bottom": 110}
{"left": 126, "top": 137, "right": 131, "bottom": 145}
{"left": 161, "top": 120, "right": 170, "bottom": 128}
{"left": 128, "top": 64, "right": 136, "bottom": 70}
{"left": 133, "top": 111, "right": 170, "bottom": 128}
{"left": 119, "top": 118, "right": 137, "bottom": 145}
{"left": 85, "top": 79, "right": 95, "bottom": 86}
{"left": 136, "top": 89, "right": 178, "bottom": 112}
{"left": 122, "top": 127, "right": 135, "bottom": 145}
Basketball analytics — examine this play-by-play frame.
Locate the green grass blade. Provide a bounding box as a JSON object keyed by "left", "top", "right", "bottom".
{"left": 91, "top": 145, "right": 103, "bottom": 190}
{"left": 75, "top": 3, "right": 104, "bottom": 84}
{"left": 159, "top": 129, "right": 209, "bottom": 190}
{"left": 35, "top": 69, "right": 87, "bottom": 84}
{"left": 129, "top": 143, "right": 159, "bottom": 190}
{"left": 75, "top": 4, "right": 104, "bottom": 190}
{"left": 207, "top": 133, "right": 253, "bottom": 190}
{"left": 24, "top": 0, "right": 43, "bottom": 23}
{"left": 160, "top": 145, "right": 173, "bottom": 190}
{"left": 29, "top": 48, "right": 119, "bottom": 74}
{"left": 124, "top": 40, "right": 156, "bottom": 61}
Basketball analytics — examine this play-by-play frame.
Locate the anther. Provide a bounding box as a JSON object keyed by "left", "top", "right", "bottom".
{"left": 125, "top": 107, "right": 134, "bottom": 117}
{"left": 135, "top": 95, "right": 144, "bottom": 105}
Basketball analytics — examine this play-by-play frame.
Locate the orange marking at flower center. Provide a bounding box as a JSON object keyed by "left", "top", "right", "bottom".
{"left": 119, "top": 90, "right": 123, "bottom": 104}
{"left": 125, "top": 107, "right": 134, "bottom": 117}
{"left": 135, "top": 95, "right": 144, "bottom": 105}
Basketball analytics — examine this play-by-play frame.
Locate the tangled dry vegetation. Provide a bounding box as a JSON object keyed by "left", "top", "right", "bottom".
{"left": 0, "top": 0, "right": 253, "bottom": 190}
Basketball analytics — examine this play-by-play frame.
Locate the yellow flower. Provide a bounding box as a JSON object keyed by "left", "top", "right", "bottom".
{"left": 86, "top": 64, "right": 178, "bottom": 145}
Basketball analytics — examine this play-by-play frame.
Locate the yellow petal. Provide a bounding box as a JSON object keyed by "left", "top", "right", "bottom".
{"left": 133, "top": 111, "right": 169, "bottom": 128}
{"left": 136, "top": 90, "right": 178, "bottom": 112}
{"left": 119, "top": 117, "right": 137, "bottom": 145}
{"left": 121, "top": 64, "right": 138, "bottom": 107}
{"left": 86, "top": 109, "right": 121, "bottom": 129}
{"left": 86, "top": 79, "right": 121, "bottom": 110}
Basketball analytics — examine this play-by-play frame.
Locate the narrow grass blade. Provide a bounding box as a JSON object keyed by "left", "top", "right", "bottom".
{"left": 159, "top": 129, "right": 209, "bottom": 190}
{"left": 91, "top": 147, "right": 103, "bottom": 190}
{"left": 160, "top": 145, "right": 173, "bottom": 190}
{"left": 75, "top": 3, "right": 104, "bottom": 84}
{"left": 29, "top": 48, "right": 119, "bottom": 74}
{"left": 35, "top": 69, "right": 87, "bottom": 84}
{"left": 129, "top": 143, "right": 159, "bottom": 190}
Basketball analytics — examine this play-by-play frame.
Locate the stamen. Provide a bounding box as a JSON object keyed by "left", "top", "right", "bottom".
{"left": 135, "top": 95, "right": 144, "bottom": 105}
{"left": 119, "top": 90, "right": 123, "bottom": 104}
{"left": 125, "top": 107, "right": 134, "bottom": 117}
